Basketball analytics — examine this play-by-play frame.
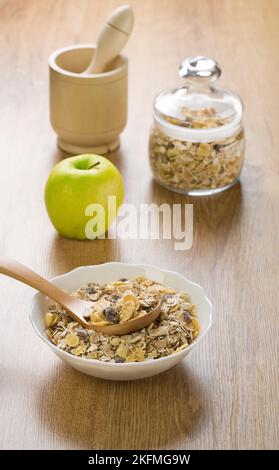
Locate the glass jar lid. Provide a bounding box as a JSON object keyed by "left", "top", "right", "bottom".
{"left": 154, "top": 56, "right": 243, "bottom": 142}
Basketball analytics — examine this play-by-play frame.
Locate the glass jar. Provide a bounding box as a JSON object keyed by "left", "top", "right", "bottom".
{"left": 149, "top": 56, "right": 245, "bottom": 195}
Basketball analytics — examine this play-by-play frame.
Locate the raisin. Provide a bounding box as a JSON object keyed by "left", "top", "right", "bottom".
{"left": 119, "top": 278, "right": 128, "bottom": 282}
{"left": 164, "top": 294, "right": 173, "bottom": 300}
{"left": 76, "top": 328, "right": 88, "bottom": 340}
{"left": 115, "top": 356, "right": 125, "bottom": 363}
{"left": 103, "top": 307, "right": 119, "bottom": 324}
{"left": 86, "top": 287, "right": 97, "bottom": 294}
{"left": 112, "top": 294, "right": 121, "bottom": 300}
{"left": 183, "top": 311, "right": 192, "bottom": 322}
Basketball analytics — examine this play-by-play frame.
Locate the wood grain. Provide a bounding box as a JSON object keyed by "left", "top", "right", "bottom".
{"left": 0, "top": 0, "right": 278, "bottom": 450}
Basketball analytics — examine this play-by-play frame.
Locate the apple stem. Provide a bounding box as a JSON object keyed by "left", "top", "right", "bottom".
{"left": 88, "top": 162, "right": 100, "bottom": 170}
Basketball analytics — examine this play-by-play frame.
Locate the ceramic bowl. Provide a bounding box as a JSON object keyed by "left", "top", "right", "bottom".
{"left": 30, "top": 263, "right": 212, "bottom": 381}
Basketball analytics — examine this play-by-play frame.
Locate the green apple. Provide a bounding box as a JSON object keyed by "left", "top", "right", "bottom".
{"left": 45, "top": 154, "right": 124, "bottom": 240}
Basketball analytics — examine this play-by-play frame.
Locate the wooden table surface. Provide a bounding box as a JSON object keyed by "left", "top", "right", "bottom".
{"left": 0, "top": 0, "right": 278, "bottom": 450}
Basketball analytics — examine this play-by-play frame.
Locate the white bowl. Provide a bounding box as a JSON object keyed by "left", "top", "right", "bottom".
{"left": 30, "top": 263, "right": 212, "bottom": 381}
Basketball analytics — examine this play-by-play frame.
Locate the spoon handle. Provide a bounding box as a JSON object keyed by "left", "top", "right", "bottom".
{"left": 0, "top": 256, "right": 75, "bottom": 310}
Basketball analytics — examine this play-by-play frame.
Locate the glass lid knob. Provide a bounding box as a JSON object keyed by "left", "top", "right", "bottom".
{"left": 179, "top": 56, "right": 221, "bottom": 84}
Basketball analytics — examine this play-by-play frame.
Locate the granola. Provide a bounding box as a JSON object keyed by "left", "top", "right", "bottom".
{"left": 45, "top": 276, "right": 199, "bottom": 363}
{"left": 164, "top": 106, "right": 232, "bottom": 129}
{"left": 149, "top": 125, "right": 245, "bottom": 192}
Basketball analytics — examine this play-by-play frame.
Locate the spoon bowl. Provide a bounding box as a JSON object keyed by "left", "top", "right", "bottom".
{"left": 0, "top": 257, "right": 161, "bottom": 335}
{"left": 87, "top": 301, "right": 161, "bottom": 335}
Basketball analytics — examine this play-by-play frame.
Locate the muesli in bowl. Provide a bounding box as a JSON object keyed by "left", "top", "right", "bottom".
{"left": 30, "top": 262, "right": 211, "bottom": 380}
{"left": 45, "top": 276, "right": 199, "bottom": 363}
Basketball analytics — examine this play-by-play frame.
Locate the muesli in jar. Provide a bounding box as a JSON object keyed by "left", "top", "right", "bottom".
{"left": 149, "top": 56, "right": 245, "bottom": 195}
{"left": 149, "top": 125, "right": 244, "bottom": 192}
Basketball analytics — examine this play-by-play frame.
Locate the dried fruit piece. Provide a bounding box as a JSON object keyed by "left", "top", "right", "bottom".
{"left": 86, "top": 287, "right": 97, "bottom": 295}
{"left": 183, "top": 311, "right": 192, "bottom": 322}
{"left": 76, "top": 328, "right": 89, "bottom": 340}
{"left": 103, "top": 307, "right": 119, "bottom": 324}
{"left": 115, "top": 356, "right": 125, "bottom": 363}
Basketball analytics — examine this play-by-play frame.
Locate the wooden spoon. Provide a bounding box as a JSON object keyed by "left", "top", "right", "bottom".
{"left": 0, "top": 257, "right": 161, "bottom": 335}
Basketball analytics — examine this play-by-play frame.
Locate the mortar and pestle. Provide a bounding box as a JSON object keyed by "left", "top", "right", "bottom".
{"left": 49, "top": 5, "right": 134, "bottom": 155}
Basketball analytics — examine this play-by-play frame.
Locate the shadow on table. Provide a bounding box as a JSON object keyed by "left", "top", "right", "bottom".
{"left": 148, "top": 179, "right": 243, "bottom": 234}
{"left": 35, "top": 362, "right": 204, "bottom": 449}
{"left": 48, "top": 147, "right": 66, "bottom": 166}
{"left": 48, "top": 145, "right": 125, "bottom": 169}
{"left": 49, "top": 235, "right": 119, "bottom": 276}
